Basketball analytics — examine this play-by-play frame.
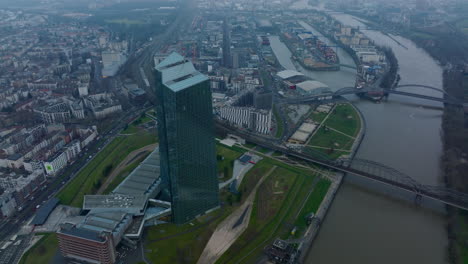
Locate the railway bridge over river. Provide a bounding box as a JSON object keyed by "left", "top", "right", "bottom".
{"left": 216, "top": 122, "right": 468, "bottom": 211}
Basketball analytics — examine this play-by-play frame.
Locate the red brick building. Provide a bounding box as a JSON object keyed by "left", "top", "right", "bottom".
{"left": 57, "top": 223, "right": 116, "bottom": 264}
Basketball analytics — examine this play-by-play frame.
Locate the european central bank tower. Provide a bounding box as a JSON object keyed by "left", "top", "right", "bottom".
{"left": 155, "top": 52, "right": 219, "bottom": 224}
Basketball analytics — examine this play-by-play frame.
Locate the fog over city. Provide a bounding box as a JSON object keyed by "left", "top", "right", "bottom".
{"left": 0, "top": 0, "right": 467, "bottom": 264}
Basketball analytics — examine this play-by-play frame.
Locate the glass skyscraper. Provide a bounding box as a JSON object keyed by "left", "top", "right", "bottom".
{"left": 155, "top": 52, "right": 219, "bottom": 224}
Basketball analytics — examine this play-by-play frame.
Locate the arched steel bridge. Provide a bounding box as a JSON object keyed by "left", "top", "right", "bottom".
{"left": 216, "top": 121, "right": 468, "bottom": 211}
{"left": 282, "top": 84, "right": 466, "bottom": 106}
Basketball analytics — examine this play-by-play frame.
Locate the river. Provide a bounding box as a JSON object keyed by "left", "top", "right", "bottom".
{"left": 269, "top": 12, "right": 448, "bottom": 264}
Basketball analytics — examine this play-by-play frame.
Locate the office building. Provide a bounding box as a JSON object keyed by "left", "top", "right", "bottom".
{"left": 155, "top": 52, "right": 219, "bottom": 224}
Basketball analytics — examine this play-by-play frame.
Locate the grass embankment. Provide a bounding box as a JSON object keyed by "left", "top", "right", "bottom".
{"left": 20, "top": 233, "right": 58, "bottom": 264}
{"left": 57, "top": 130, "right": 156, "bottom": 207}
{"left": 121, "top": 112, "right": 154, "bottom": 134}
{"left": 216, "top": 145, "right": 243, "bottom": 182}
{"left": 294, "top": 179, "right": 331, "bottom": 236}
{"left": 306, "top": 103, "right": 361, "bottom": 160}
{"left": 216, "top": 158, "right": 330, "bottom": 264}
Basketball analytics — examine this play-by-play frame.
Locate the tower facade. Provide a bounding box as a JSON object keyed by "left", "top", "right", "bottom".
{"left": 155, "top": 52, "right": 219, "bottom": 224}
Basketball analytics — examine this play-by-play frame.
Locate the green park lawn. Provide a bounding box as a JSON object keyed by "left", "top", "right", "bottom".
{"left": 19, "top": 233, "right": 58, "bottom": 264}
{"left": 308, "top": 126, "right": 354, "bottom": 151}
{"left": 323, "top": 103, "right": 361, "bottom": 137}
{"left": 306, "top": 103, "right": 361, "bottom": 160}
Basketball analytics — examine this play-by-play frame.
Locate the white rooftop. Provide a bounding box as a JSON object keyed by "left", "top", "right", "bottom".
{"left": 277, "top": 70, "right": 304, "bottom": 80}
{"left": 290, "top": 131, "right": 309, "bottom": 143}
{"left": 298, "top": 123, "right": 317, "bottom": 134}
{"left": 296, "top": 80, "right": 328, "bottom": 91}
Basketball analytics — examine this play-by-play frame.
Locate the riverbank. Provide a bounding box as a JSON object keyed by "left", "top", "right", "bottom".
{"left": 332, "top": 11, "right": 468, "bottom": 264}
{"left": 330, "top": 11, "right": 455, "bottom": 264}
{"left": 298, "top": 100, "right": 366, "bottom": 262}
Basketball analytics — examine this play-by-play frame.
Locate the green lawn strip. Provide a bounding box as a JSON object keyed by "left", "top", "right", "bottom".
{"left": 216, "top": 167, "right": 312, "bottom": 264}
{"left": 293, "top": 179, "right": 331, "bottom": 236}
{"left": 56, "top": 136, "right": 125, "bottom": 205}
{"left": 308, "top": 126, "right": 354, "bottom": 151}
{"left": 273, "top": 106, "right": 284, "bottom": 139}
{"left": 323, "top": 103, "right": 361, "bottom": 137}
{"left": 216, "top": 145, "right": 243, "bottom": 181}
{"left": 309, "top": 111, "right": 327, "bottom": 123}
{"left": 57, "top": 131, "right": 156, "bottom": 207}
{"left": 19, "top": 233, "right": 58, "bottom": 264}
